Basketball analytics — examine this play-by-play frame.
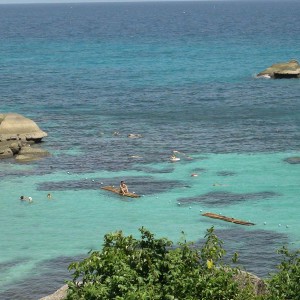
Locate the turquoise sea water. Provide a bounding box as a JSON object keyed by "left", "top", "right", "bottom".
{"left": 1, "top": 1, "right": 300, "bottom": 298}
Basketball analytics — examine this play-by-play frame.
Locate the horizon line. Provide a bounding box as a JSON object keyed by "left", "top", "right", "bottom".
{"left": 0, "top": 0, "right": 285, "bottom": 5}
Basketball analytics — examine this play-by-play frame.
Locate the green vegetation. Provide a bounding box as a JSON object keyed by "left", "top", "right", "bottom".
{"left": 265, "top": 247, "right": 300, "bottom": 300}
{"left": 66, "top": 227, "right": 300, "bottom": 300}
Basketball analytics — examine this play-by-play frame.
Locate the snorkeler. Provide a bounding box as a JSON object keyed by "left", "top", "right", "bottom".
{"left": 20, "top": 196, "right": 33, "bottom": 203}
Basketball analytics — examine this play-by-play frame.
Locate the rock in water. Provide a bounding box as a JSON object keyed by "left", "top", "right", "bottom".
{"left": 15, "top": 145, "right": 50, "bottom": 162}
{"left": 0, "top": 113, "right": 47, "bottom": 142}
{"left": 0, "top": 113, "right": 48, "bottom": 161}
{"left": 257, "top": 60, "right": 300, "bottom": 79}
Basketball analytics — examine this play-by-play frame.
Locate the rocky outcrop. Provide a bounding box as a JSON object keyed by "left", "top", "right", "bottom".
{"left": 233, "top": 270, "right": 267, "bottom": 296}
{"left": 0, "top": 113, "right": 47, "bottom": 142}
{"left": 257, "top": 60, "right": 300, "bottom": 79}
{"left": 40, "top": 285, "right": 68, "bottom": 300}
{"left": 0, "top": 113, "right": 49, "bottom": 161}
{"left": 15, "top": 145, "right": 50, "bottom": 162}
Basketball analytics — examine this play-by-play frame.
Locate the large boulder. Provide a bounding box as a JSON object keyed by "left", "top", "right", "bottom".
{"left": 257, "top": 60, "right": 300, "bottom": 79}
{"left": 0, "top": 113, "right": 47, "bottom": 142}
{"left": 0, "top": 113, "right": 48, "bottom": 161}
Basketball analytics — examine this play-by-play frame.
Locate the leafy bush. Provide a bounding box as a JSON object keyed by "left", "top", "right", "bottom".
{"left": 264, "top": 246, "right": 300, "bottom": 300}
{"left": 66, "top": 227, "right": 256, "bottom": 300}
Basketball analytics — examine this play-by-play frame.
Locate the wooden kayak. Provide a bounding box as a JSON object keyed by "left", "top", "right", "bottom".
{"left": 101, "top": 186, "right": 140, "bottom": 198}
{"left": 202, "top": 212, "right": 255, "bottom": 226}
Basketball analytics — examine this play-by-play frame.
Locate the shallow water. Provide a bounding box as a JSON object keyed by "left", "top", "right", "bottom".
{"left": 1, "top": 152, "right": 300, "bottom": 298}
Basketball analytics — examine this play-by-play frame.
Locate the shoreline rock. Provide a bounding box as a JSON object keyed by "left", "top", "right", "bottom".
{"left": 233, "top": 270, "right": 266, "bottom": 296}
{"left": 40, "top": 285, "right": 68, "bottom": 300}
{"left": 0, "top": 113, "right": 49, "bottom": 161}
{"left": 15, "top": 145, "right": 50, "bottom": 162}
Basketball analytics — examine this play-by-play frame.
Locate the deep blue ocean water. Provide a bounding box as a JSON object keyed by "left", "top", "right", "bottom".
{"left": 0, "top": 1, "right": 300, "bottom": 298}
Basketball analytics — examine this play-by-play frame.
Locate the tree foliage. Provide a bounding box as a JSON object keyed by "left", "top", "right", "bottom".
{"left": 264, "top": 246, "right": 300, "bottom": 300}
{"left": 66, "top": 227, "right": 300, "bottom": 300}
{"left": 66, "top": 227, "right": 256, "bottom": 300}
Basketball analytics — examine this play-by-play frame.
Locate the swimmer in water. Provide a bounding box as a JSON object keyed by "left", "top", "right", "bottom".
{"left": 20, "top": 196, "right": 33, "bottom": 203}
